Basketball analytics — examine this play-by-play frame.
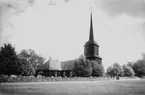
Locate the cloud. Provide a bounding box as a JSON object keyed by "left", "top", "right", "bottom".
{"left": 64, "top": 0, "right": 70, "bottom": 3}
{"left": 0, "top": 0, "right": 35, "bottom": 46}
{"left": 93, "top": 0, "right": 145, "bottom": 44}
{"left": 28, "top": 0, "right": 36, "bottom": 5}
{"left": 95, "top": 0, "right": 145, "bottom": 17}
{"left": 48, "top": 0, "right": 70, "bottom": 6}
{"left": 139, "top": 22, "right": 145, "bottom": 41}
{"left": 91, "top": 0, "right": 145, "bottom": 68}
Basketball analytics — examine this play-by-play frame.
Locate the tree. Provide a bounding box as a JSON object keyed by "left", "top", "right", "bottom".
{"left": 142, "top": 52, "right": 145, "bottom": 61}
{"left": 112, "top": 63, "right": 124, "bottom": 77}
{"left": 133, "top": 59, "right": 145, "bottom": 77}
{"left": 18, "top": 58, "right": 35, "bottom": 76}
{"left": 72, "top": 55, "right": 92, "bottom": 77}
{"left": 122, "top": 65, "right": 135, "bottom": 77}
{"left": 127, "top": 62, "right": 134, "bottom": 69}
{"left": 106, "top": 66, "right": 114, "bottom": 77}
{"left": 19, "top": 49, "right": 45, "bottom": 69}
{"left": 19, "top": 49, "right": 30, "bottom": 59}
{"left": 0, "top": 43, "right": 21, "bottom": 75}
{"left": 91, "top": 60, "right": 104, "bottom": 77}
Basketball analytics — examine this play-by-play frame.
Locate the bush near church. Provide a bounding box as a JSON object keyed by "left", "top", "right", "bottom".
{"left": 72, "top": 56, "right": 92, "bottom": 77}
{"left": 72, "top": 55, "right": 105, "bottom": 77}
{"left": 133, "top": 59, "right": 145, "bottom": 77}
{"left": 122, "top": 65, "right": 135, "bottom": 77}
{"left": 91, "top": 60, "right": 104, "bottom": 77}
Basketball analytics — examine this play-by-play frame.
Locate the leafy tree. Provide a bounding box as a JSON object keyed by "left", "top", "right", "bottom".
{"left": 19, "top": 49, "right": 30, "bottom": 59}
{"left": 106, "top": 66, "right": 114, "bottom": 77}
{"left": 0, "top": 43, "right": 21, "bottom": 75}
{"left": 142, "top": 52, "right": 145, "bottom": 61}
{"left": 122, "top": 65, "right": 135, "bottom": 77}
{"left": 112, "top": 63, "right": 124, "bottom": 77}
{"left": 19, "top": 49, "right": 45, "bottom": 69}
{"left": 133, "top": 59, "right": 145, "bottom": 77}
{"left": 72, "top": 55, "right": 92, "bottom": 77}
{"left": 127, "top": 62, "right": 134, "bottom": 69}
{"left": 18, "top": 58, "right": 35, "bottom": 76}
{"left": 91, "top": 60, "right": 104, "bottom": 77}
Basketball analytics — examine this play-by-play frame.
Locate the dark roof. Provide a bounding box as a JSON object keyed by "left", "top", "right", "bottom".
{"left": 49, "top": 59, "right": 62, "bottom": 70}
{"left": 36, "top": 59, "right": 75, "bottom": 71}
{"left": 85, "top": 12, "right": 99, "bottom": 46}
{"left": 85, "top": 40, "right": 99, "bottom": 46}
{"left": 61, "top": 60, "right": 75, "bottom": 70}
{"left": 36, "top": 61, "right": 49, "bottom": 70}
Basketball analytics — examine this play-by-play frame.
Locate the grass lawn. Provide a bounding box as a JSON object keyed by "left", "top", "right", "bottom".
{"left": 0, "top": 79, "right": 145, "bottom": 95}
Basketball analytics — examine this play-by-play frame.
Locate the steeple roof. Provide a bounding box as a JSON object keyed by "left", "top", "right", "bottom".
{"left": 89, "top": 12, "right": 94, "bottom": 41}
{"left": 85, "top": 10, "right": 98, "bottom": 46}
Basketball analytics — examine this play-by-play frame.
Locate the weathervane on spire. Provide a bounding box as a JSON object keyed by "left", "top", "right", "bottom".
{"left": 90, "top": 0, "right": 93, "bottom": 12}
{"left": 90, "top": 5, "right": 93, "bottom": 18}
{"left": 90, "top": 6, "right": 92, "bottom": 10}
{"left": 90, "top": 5, "right": 92, "bottom": 13}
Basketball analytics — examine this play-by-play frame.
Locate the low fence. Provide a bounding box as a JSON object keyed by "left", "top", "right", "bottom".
{"left": 0, "top": 74, "right": 141, "bottom": 83}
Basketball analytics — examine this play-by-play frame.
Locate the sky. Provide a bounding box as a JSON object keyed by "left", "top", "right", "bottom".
{"left": 0, "top": 0, "right": 145, "bottom": 69}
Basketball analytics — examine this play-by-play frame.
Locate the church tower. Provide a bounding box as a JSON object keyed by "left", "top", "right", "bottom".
{"left": 84, "top": 11, "right": 102, "bottom": 64}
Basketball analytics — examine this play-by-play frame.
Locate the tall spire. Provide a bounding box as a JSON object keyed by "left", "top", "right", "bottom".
{"left": 89, "top": 7, "right": 94, "bottom": 41}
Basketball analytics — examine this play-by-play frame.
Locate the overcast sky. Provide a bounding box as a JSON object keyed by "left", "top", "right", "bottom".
{"left": 0, "top": 0, "right": 145, "bottom": 69}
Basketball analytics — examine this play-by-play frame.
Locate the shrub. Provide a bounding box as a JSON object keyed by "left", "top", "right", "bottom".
{"left": 0, "top": 75, "right": 9, "bottom": 83}
{"left": 106, "top": 66, "right": 114, "bottom": 77}
{"left": 91, "top": 60, "right": 104, "bottom": 77}
{"left": 72, "top": 56, "right": 92, "bottom": 77}
{"left": 133, "top": 59, "right": 145, "bottom": 77}
{"left": 122, "top": 65, "right": 135, "bottom": 77}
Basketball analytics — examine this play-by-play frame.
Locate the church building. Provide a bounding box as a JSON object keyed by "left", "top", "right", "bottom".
{"left": 36, "top": 11, "right": 102, "bottom": 77}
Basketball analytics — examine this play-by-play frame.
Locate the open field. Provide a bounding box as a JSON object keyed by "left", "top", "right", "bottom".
{"left": 0, "top": 79, "right": 145, "bottom": 95}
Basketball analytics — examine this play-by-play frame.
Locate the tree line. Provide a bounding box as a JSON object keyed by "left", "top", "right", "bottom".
{"left": 106, "top": 53, "right": 145, "bottom": 78}
{"left": 0, "top": 43, "right": 145, "bottom": 78}
{"left": 0, "top": 43, "right": 45, "bottom": 76}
